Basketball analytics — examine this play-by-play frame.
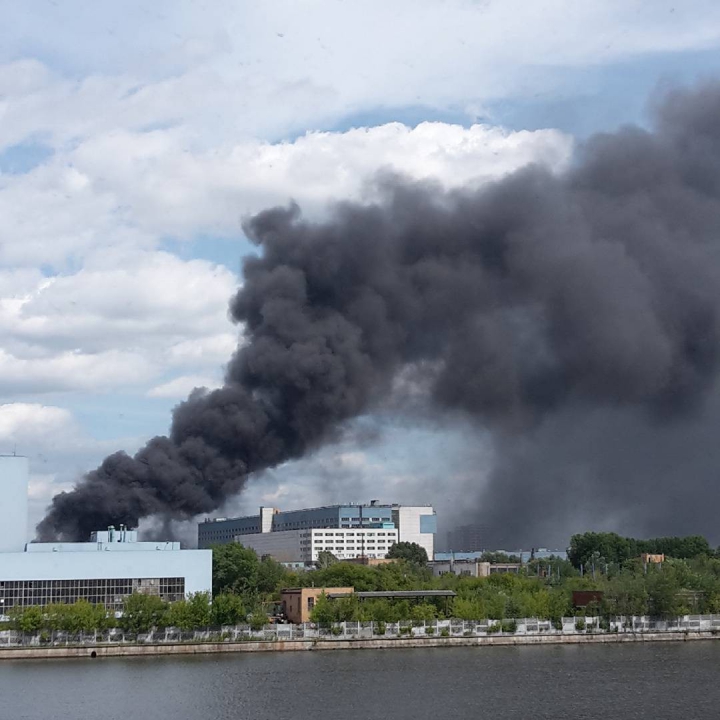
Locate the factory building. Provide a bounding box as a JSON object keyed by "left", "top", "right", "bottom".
{"left": 427, "top": 560, "right": 522, "bottom": 577}
{"left": 0, "top": 455, "right": 211, "bottom": 615}
{"left": 198, "top": 503, "right": 436, "bottom": 560}
{"left": 233, "top": 526, "right": 399, "bottom": 563}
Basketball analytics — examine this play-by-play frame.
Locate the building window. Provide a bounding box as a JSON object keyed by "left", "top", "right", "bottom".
{"left": 0, "top": 577, "right": 185, "bottom": 611}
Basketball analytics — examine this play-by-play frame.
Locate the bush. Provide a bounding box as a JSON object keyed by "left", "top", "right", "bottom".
{"left": 330, "top": 624, "right": 343, "bottom": 636}
{"left": 501, "top": 620, "right": 517, "bottom": 633}
{"left": 575, "top": 619, "right": 586, "bottom": 631}
{"left": 487, "top": 623, "right": 501, "bottom": 634}
{"left": 374, "top": 621, "right": 386, "bottom": 636}
{"left": 399, "top": 626, "right": 411, "bottom": 635}
{"left": 248, "top": 612, "right": 269, "bottom": 631}
{"left": 552, "top": 618, "right": 563, "bottom": 631}
{"left": 440, "top": 628, "right": 450, "bottom": 637}
{"left": 425, "top": 626, "right": 435, "bottom": 635}
{"left": 120, "top": 593, "right": 168, "bottom": 633}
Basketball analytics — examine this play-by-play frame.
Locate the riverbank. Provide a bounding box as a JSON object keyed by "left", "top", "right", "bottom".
{"left": 2, "top": 629, "right": 719, "bottom": 660}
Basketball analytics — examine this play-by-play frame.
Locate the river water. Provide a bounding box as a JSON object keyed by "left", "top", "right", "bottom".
{"left": 2, "top": 643, "right": 719, "bottom": 720}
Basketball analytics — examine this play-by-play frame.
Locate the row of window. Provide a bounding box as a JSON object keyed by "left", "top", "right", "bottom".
{"left": 340, "top": 517, "right": 385, "bottom": 522}
{"left": 0, "top": 577, "right": 185, "bottom": 611}
{"left": 301, "top": 530, "right": 397, "bottom": 537}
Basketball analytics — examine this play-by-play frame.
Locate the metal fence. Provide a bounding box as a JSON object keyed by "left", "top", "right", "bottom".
{"left": 2, "top": 615, "right": 720, "bottom": 647}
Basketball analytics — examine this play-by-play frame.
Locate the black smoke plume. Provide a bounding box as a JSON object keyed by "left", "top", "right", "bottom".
{"left": 38, "top": 82, "right": 720, "bottom": 544}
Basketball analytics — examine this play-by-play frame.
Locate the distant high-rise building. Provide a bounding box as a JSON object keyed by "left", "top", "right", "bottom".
{"left": 445, "top": 523, "right": 485, "bottom": 552}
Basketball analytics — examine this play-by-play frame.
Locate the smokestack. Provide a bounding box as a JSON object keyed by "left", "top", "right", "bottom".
{"left": 36, "top": 81, "right": 720, "bottom": 544}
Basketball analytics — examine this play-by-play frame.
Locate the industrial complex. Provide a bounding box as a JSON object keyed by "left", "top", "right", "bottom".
{"left": 0, "top": 455, "right": 212, "bottom": 614}
{"left": 198, "top": 502, "right": 437, "bottom": 562}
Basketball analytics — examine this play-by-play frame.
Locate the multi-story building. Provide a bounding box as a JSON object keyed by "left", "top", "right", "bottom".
{"left": 198, "top": 503, "right": 436, "bottom": 560}
{"left": 235, "top": 526, "right": 399, "bottom": 563}
{"left": 0, "top": 455, "right": 211, "bottom": 614}
{"left": 444, "top": 523, "right": 485, "bottom": 552}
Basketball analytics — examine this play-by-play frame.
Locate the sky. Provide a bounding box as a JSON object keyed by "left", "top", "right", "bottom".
{"left": 3, "top": 0, "right": 720, "bottom": 546}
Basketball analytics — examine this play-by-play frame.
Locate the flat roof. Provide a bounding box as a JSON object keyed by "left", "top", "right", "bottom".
{"left": 201, "top": 503, "right": 434, "bottom": 525}
{"left": 327, "top": 590, "right": 456, "bottom": 599}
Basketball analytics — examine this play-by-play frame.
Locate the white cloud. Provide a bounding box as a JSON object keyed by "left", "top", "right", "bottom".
{"left": 0, "top": 252, "right": 237, "bottom": 396}
{"left": 0, "top": 402, "right": 145, "bottom": 538}
{"left": 0, "top": 348, "right": 155, "bottom": 396}
{"left": 0, "top": 403, "right": 76, "bottom": 443}
{"left": 1, "top": 121, "right": 573, "bottom": 268}
{"left": 147, "top": 375, "right": 221, "bottom": 399}
{"left": 3, "top": 2, "right": 720, "bottom": 148}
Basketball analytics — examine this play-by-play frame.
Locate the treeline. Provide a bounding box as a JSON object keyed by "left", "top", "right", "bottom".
{"left": 306, "top": 555, "right": 720, "bottom": 623}
{"left": 7, "top": 539, "right": 720, "bottom": 634}
{"left": 7, "top": 592, "right": 265, "bottom": 635}
{"left": 568, "top": 532, "right": 713, "bottom": 569}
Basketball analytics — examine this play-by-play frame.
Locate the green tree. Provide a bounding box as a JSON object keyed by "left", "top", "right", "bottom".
{"left": 316, "top": 551, "right": 339, "bottom": 569}
{"left": 120, "top": 593, "right": 168, "bottom": 633}
{"left": 256, "top": 556, "right": 288, "bottom": 595}
{"left": 387, "top": 542, "right": 429, "bottom": 565}
{"left": 568, "top": 532, "right": 634, "bottom": 569}
{"left": 187, "top": 592, "right": 212, "bottom": 627}
{"left": 248, "top": 611, "right": 270, "bottom": 630}
{"left": 212, "top": 543, "right": 260, "bottom": 597}
{"left": 50, "top": 600, "right": 108, "bottom": 633}
{"left": 9, "top": 606, "right": 43, "bottom": 633}
{"left": 309, "top": 592, "right": 336, "bottom": 626}
{"left": 166, "top": 600, "right": 193, "bottom": 630}
{"left": 410, "top": 603, "right": 437, "bottom": 624}
{"left": 211, "top": 593, "right": 246, "bottom": 626}
{"left": 646, "top": 568, "right": 683, "bottom": 618}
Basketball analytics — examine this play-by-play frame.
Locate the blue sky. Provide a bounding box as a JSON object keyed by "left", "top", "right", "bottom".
{"left": 2, "top": 0, "right": 720, "bottom": 541}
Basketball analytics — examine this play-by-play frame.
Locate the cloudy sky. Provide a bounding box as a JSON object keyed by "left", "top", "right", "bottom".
{"left": 3, "top": 0, "right": 720, "bottom": 544}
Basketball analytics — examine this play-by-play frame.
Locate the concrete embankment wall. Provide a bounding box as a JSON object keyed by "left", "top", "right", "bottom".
{"left": 2, "top": 631, "right": 718, "bottom": 661}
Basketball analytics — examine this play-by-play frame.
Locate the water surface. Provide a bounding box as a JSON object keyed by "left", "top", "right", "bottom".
{"left": 2, "top": 643, "right": 719, "bottom": 719}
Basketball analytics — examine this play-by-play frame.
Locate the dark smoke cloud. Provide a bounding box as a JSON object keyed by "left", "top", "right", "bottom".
{"left": 38, "top": 82, "right": 720, "bottom": 544}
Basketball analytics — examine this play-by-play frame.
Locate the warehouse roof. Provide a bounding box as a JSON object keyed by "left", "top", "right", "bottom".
{"left": 326, "top": 590, "right": 456, "bottom": 599}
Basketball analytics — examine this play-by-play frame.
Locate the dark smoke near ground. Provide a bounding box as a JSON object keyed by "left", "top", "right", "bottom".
{"left": 38, "top": 82, "right": 720, "bottom": 544}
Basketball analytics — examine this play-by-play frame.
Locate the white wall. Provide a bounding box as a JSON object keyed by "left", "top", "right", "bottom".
{"left": 310, "top": 528, "right": 398, "bottom": 561}
{"left": 0, "top": 456, "right": 29, "bottom": 553}
{"left": 237, "top": 528, "right": 400, "bottom": 562}
{"left": 259, "top": 507, "right": 275, "bottom": 533}
{"left": 397, "top": 506, "right": 435, "bottom": 559}
{"left": 0, "top": 549, "right": 212, "bottom": 595}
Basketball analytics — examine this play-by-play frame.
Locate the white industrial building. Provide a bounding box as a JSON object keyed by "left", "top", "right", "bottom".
{"left": 0, "top": 455, "right": 211, "bottom": 614}
{"left": 199, "top": 502, "right": 436, "bottom": 562}
{"left": 237, "top": 526, "right": 400, "bottom": 563}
